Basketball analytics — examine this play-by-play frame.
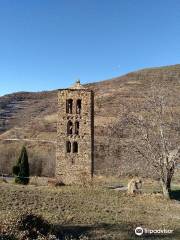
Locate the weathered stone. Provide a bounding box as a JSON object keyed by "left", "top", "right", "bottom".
{"left": 56, "top": 81, "right": 94, "bottom": 184}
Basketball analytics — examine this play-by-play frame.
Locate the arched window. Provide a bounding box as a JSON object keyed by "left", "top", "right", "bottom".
{"left": 67, "top": 120, "right": 73, "bottom": 135}
{"left": 73, "top": 142, "right": 78, "bottom": 153}
{"left": 76, "top": 99, "right": 81, "bottom": 114}
{"left": 75, "top": 121, "right": 79, "bottom": 135}
{"left": 66, "top": 141, "right": 71, "bottom": 153}
{"left": 66, "top": 99, "right": 73, "bottom": 114}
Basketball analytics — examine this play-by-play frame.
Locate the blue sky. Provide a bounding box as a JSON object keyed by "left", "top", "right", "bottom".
{"left": 0, "top": 0, "right": 180, "bottom": 95}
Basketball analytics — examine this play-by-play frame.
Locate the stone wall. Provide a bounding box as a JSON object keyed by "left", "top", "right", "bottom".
{"left": 56, "top": 89, "right": 94, "bottom": 184}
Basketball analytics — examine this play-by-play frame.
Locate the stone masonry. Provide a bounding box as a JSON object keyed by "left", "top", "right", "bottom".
{"left": 56, "top": 80, "right": 94, "bottom": 184}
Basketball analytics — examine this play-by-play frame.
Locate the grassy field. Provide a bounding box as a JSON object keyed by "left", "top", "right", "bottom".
{"left": 0, "top": 176, "right": 180, "bottom": 240}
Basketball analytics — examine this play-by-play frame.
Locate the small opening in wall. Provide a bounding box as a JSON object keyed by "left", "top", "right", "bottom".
{"left": 76, "top": 99, "right": 81, "bottom": 114}
{"left": 73, "top": 141, "right": 78, "bottom": 153}
{"left": 66, "top": 99, "right": 73, "bottom": 114}
{"left": 66, "top": 141, "right": 71, "bottom": 153}
{"left": 67, "top": 120, "right": 73, "bottom": 135}
{"left": 75, "top": 121, "right": 79, "bottom": 135}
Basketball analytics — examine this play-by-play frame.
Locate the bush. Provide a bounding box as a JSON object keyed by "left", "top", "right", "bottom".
{"left": 12, "top": 166, "right": 20, "bottom": 176}
{"left": 13, "top": 146, "right": 29, "bottom": 185}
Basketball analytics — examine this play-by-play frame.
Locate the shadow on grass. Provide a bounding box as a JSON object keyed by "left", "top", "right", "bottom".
{"left": 1, "top": 214, "right": 180, "bottom": 240}
{"left": 1, "top": 223, "right": 180, "bottom": 240}
{"left": 0, "top": 235, "right": 17, "bottom": 240}
{"left": 0, "top": 222, "right": 138, "bottom": 240}
{"left": 170, "top": 189, "right": 180, "bottom": 201}
{"left": 49, "top": 222, "right": 135, "bottom": 239}
{"left": 51, "top": 223, "right": 180, "bottom": 240}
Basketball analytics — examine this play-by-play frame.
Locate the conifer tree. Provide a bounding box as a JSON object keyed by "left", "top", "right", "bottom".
{"left": 13, "top": 146, "right": 29, "bottom": 184}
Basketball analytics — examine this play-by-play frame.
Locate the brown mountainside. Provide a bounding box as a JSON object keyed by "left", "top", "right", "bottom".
{"left": 0, "top": 64, "right": 180, "bottom": 176}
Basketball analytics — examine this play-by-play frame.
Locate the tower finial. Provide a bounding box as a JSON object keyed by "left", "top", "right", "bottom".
{"left": 70, "top": 78, "right": 85, "bottom": 89}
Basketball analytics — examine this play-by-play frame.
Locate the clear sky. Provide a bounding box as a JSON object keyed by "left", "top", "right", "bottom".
{"left": 0, "top": 0, "right": 180, "bottom": 96}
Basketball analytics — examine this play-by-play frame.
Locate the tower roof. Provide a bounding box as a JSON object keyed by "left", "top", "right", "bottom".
{"left": 70, "top": 79, "right": 85, "bottom": 89}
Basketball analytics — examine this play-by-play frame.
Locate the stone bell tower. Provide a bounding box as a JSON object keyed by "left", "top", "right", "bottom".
{"left": 56, "top": 80, "right": 94, "bottom": 184}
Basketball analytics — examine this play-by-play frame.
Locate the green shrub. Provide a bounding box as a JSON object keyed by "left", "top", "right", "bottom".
{"left": 12, "top": 165, "right": 20, "bottom": 176}
{"left": 13, "top": 146, "right": 29, "bottom": 185}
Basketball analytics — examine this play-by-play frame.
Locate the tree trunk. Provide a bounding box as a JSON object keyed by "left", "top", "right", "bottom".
{"left": 167, "top": 177, "right": 171, "bottom": 192}
{"left": 160, "top": 179, "right": 170, "bottom": 199}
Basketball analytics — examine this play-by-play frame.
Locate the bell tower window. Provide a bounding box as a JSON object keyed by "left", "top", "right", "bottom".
{"left": 76, "top": 99, "right": 81, "bottom": 114}
{"left": 66, "top": 141, "right": 71, "bottom": 153}
{"left": 66, "top": 99, "right": 73, "bottom": 114}
{"left": 67, "top": 120, "right": 73, "bottom": 135}
{"left": 73, "top": 142, "right": 78, "bottom": 153}
{"left": 75, "top": 121, "right": 79, "bottom": 135}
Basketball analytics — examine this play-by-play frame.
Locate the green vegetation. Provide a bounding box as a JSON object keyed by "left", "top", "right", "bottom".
{"left": 13, "top": 146, "right": 29, "bottom": 185}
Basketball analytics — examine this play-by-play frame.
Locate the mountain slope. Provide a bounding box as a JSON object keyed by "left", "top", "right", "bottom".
{"left": 0, "top": 64, "right": 180, "bottom": 176}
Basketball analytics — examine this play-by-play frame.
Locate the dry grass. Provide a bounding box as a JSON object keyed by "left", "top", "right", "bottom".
{"left": 44, "top": 113, "right": 58, "bottom": 123}
{"left": 0, "top": 177, "right": 180, "bottom": 239}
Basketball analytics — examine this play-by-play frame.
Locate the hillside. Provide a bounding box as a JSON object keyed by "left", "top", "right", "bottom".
{"left": 0, "top": 64, "right": 180, "bottom": 176}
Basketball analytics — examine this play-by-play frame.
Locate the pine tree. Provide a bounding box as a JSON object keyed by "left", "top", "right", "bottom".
{"left": 13, "top": 146, "right": 29, "bottom": 185}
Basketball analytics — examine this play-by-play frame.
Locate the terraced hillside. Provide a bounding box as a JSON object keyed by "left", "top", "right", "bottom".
{"left": 0, "top": 64, "right": 180, "bottom": 176}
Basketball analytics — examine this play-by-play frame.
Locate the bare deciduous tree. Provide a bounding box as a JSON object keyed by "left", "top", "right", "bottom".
{"left": 121, "top": 83, "right": 180, "bottom": 199}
